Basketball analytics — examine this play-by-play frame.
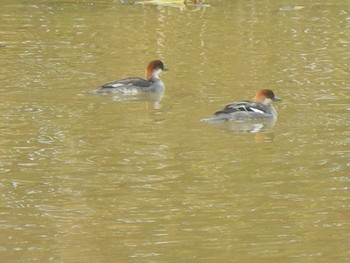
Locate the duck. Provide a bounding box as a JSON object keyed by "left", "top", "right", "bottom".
{"left": 90, "top": 60, "right": 168, "bottom": 94}
{"left": 201, "top": 89, "right": 281, "bottom": 122}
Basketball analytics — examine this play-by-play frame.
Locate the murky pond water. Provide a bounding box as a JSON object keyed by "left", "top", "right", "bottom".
{"left": 0, "top": 0, "right": 349, "bottom": 262}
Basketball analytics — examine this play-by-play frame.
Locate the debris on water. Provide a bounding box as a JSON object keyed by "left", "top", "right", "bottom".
{"left": 278, "top": 5, "right": 305, "bottom": 11}
{"left": 130, "top": 0, "right": 210, "bottom": 10}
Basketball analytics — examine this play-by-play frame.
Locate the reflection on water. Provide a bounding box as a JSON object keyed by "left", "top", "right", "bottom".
{"left": 203, "top": 118, "right": 276, "bottom": 133}
{"left": 0, "top": 0, "right": 349, "bottom": 262}
{"left": 90, "top": 90, "right": 165, "bottom": 109}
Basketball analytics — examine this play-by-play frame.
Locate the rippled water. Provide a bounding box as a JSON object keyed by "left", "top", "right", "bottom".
{"left": 0, "top": 0, "right": 349, "bottom": 262}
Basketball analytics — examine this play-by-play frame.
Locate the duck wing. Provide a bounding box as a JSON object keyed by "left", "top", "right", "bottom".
{"left": 213, "top": 101, "right": 267, "bottom": 115}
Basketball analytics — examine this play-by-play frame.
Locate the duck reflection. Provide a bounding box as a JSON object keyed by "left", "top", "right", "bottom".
{"left": 110, "top": 90, "right": 164, "bottom": 109}
{"left": 204, "top": 119, "right": 276, "bottom": 142}
{"left": 206, "top": 118, "right": 276, "bottom": 133}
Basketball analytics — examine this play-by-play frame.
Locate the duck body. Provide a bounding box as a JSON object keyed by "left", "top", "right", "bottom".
{"left": 202, "top": 89, "right": 280, "bottom": 123}
{"left": 95, "top": 77, "right": 165, "bottom": 94}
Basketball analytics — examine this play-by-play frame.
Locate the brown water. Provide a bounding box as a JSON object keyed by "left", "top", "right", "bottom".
{"left": 0, "top": 0, "right": 349, "bottom": 262}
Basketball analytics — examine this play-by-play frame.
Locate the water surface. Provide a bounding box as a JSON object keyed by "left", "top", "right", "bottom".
{"left": 0, "top": 0, "right": 349, "bottom": 262}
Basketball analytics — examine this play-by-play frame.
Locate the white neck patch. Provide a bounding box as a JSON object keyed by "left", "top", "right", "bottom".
{"left": 262, "top": 98, "right": 272, "bottom": 105}
{"left": 152, "top": 68, "right": 162, "bottom": 79}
